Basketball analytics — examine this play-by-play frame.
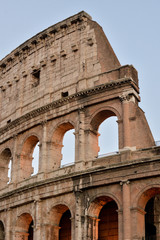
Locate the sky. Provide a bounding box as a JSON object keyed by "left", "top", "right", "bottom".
{"left": 0, "top": 0, "right": 160, "bottom": 159}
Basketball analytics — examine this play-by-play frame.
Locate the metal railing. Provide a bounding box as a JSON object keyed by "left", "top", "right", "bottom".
{"left": 155, "top": 140, "right": 160, "bottom": 146}
{"left": 60, "top": 162, "right": 75, "bottom": 168}
{"left": 97, "top": 151, "right": 119, "bottom": 158}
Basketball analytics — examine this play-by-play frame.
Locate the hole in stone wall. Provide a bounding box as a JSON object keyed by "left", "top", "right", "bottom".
{"left": 61, "top": 91, "right": 68, "bottom": 98}
{"left": 32, "top": 70, "right": 40, "bottom": 87}
{"left": 61, "top": 129, "right": 75, "bottom": 167}
{"left": 7, "top": 119, "right": 11, "bottom": 124}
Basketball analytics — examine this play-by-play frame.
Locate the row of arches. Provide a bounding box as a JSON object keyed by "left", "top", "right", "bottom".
{"left": 0, "top": 114, "right": 118, "bottom": 185}
{"left": 0, "top": 188, "right": 160, "bottom": 239}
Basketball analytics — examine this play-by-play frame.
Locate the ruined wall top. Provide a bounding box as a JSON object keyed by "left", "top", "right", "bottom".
{"left": 0, "top": 11, "right": 138, "bottom": 131}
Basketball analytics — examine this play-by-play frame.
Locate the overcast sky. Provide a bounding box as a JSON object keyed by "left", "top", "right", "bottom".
{"left": 0, "top": 0, "right": 160, "bottom": 145}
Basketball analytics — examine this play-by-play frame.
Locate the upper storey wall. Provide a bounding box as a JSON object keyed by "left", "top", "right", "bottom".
{"left": 0, "top": 11, "right": 121, "bottom": 127}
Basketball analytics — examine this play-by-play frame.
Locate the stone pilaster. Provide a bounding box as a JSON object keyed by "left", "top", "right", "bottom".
{"left": 39, "top": 120, "right": 48, "bottom": 173}
{"left": 120, "top": 94, "right": 131, "bottom": 148}
{"left": 120, "top": 180, "right": 131, "bottom": 240}
{"left": 77, "top": 108, "right": 86, "bottom": 162}
{"left": 34, "top": 199, "right": 42, "bottom": 239}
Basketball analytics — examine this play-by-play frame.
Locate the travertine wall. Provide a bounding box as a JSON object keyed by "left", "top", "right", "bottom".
{"left": 0, "top": 11, "right": 159, "bottom": 240}
{"left": 0, "top": 11, "right": 120, "bottom": 127}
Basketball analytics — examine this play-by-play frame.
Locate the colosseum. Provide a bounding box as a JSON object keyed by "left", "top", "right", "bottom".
{"left": 0, "top": 11, "right": 159, "bottom": 240}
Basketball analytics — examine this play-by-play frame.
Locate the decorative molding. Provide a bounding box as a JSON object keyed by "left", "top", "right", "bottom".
{"left": 0, "top": 77, "right": 135, "bottom": 137}
{"left": 0, "top": 11, "right": 90, "bottom": 71}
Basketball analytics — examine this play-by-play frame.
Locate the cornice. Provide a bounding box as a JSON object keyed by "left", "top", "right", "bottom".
{"left": 0, "top": 77, "right": 137, "bottom": 137}
{"left": 0, "top": 153, "right": 160, "bottom": 203}
{"left": 0, "top": 11, "right": 91, "bottom": 71}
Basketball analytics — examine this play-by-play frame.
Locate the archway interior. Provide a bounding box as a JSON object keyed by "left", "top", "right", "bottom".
{"left": 98, "top": 116, "right": 118, "bottom": 156}
{"left": 145, "top": 195, "right": 160, "bottom": 240}
{"left": 59, "top": 209, "right": 71, "bottom": 240}
{"left": 90, "top": 110, "right": 119, "bottom": 158}
{"left": 98, "top": 201, "right": 118, "bottom": 240}
{"left": 49, "top": 205, "right": 71, "bottom": 240}
{"left": 20, "top": 135, "right": 39, "bottom": 179}
{"left": 0, "top": 148, "right": 12, "bottom": 186}
{"left": 28, "top": 220, "right": 33, "bottom": 240}
{"left": 51, "top": 122, "right": 74, "bottom": 169}
{"left": 0, "top": 221, "right": 5, "bottom": 240}
{"left": 16, "top": 213, "right": 33, "bottom": 240}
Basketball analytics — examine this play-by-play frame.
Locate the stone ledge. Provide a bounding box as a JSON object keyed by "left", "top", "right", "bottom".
{"left": 0, "top": 77, "right": 135, "bottom": 138}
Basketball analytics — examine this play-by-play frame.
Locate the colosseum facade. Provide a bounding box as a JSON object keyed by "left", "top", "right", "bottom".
{"left": 0, "top": 11, "right": 159, "bottom": 240}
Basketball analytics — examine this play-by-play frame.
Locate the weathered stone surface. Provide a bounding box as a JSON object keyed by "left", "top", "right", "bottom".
{"left": 0, "top": 11, "right": 159, "bottom": 240}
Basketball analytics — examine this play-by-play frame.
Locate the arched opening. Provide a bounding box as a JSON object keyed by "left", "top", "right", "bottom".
{"left": 98, "top": 201, "right": 118, "bottom": 240}
{"left": 51, "top": 122, "right": 75, "bottom": 170}
{"left": 98, "top": 116, "right": 118, "bottom": 157}
{"left": 88, "top": 196, "right": 118, "bottom": 240}
{"left": 32, "top": 142, "right": 39, "bottom": 175}
{"left": 145, "top": 195, "right": 160, "bottom": 239}
{"left": 0, "top": 148, "right": 12, "bottom": 187}
{"left": 61, "top": 129, "right": 75, "bottom": 167}
{"left": 48, "top": 204, "right": 71, "bottom": 240}
{"left": 90, "top": 110, "right": 119, "bottom": 158}
{"left": 28, "top": 220, "right": 34, "bottom": 240}
{"left": 59, "top": 209, "right": 71, "bottom": 240}
{"left": 137, "top": 187, "right": 160, "bottom": 239}
{"left": 8, "top": 159, "right": 12, "bottom": 183}
{"left": 0, "top": 221, "right": 5, "bottom": 240}
{"left": 20, "top": 135, "right": 39, "bottom": 180}
{"left": 15, "top": 213, "right": 33, "bottom": 240}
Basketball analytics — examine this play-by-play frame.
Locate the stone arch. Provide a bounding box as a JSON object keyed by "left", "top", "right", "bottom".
{"left": 90, "top": 106, "right": 121, "bottom": 131}
{"left": 49, "top": 121, "right": 75, "bottom": 169}
{"left": 15, "top": 213, "right": 34, "bottom": 240}
{"left": 134, "top": 186, "right": 160, "bottom": 240}
{"left": 87, "top": 195, "right": 119, "bottom": 240}
{"left": 47, "top": 204, "right": 72, "bottom": 240}
{"left": 0, "top": 148, "right": 12, "bottom": 187}
{"left": 0, "top": 221, "right": 5, "bottom": 240}
{"left": 88, "top": 107, "right": 121, "bottom": 159}
{"left": 135, "top": 185, "right": 160, "bottom": 210}
{"left": 19, "top": 135, "right": 40, "bottom": 180}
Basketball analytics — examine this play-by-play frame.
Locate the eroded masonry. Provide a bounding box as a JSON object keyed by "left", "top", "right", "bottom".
{"left": 0, "top": 11, "right": 159, "bottom": 240}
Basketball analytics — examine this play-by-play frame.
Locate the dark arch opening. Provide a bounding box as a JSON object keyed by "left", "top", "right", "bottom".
{"left": 0, "top": 221, "right": 5, "bottom": 240}
{"left": 98, "top": 201, "right": 118, "bottom": 240}
{"left": 59, "top": 209, "right": 71, "bottom": 240}
{"left": 28, "top": 220, "right": 33, "bottom": 240}
{"left": 145, "top": 196, "right": 160, "bottom": 240}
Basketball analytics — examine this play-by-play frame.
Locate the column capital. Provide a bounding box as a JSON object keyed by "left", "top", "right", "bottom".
{"left": 78, "top": 107, "right": 86, "bottom": 113}
{"left": 119, "top": 93, "right": 131, "bottom": 102}
{"left": 120, "top": 180, "right": 130, "bottom": 186}
{"left": 41, "top": 119, "right": 47, "bottom": 126}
